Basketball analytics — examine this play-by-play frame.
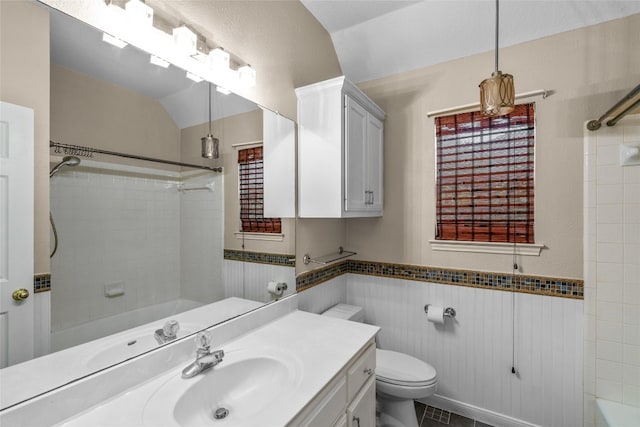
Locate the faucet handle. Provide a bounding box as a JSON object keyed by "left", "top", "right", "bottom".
{"left": 195, "top": 331, "right": 213, "bottom": 351}
{"left": 163, "top": 320, "right": 180, "bottom": 338}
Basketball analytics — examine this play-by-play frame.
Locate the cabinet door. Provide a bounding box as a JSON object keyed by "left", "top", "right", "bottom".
{"left": 366, "top": 114, "right": 383, "bottom": 213}
{"left": 344, "top": 95, "right": 368, "bottom": 212}
{"left": 347, "top": 377, "right": 376, "bottom": 427}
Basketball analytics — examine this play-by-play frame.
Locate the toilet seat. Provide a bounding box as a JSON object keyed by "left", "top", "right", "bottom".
{"left": 375, "top": 349, "right": 437, "bottom": 387}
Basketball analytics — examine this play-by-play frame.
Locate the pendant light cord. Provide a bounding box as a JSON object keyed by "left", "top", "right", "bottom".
{"left": 495, "top": 0, "right": 499, "bottom": 73}
{"left": 208, "top": 82, "right": 212, "bottom": 135}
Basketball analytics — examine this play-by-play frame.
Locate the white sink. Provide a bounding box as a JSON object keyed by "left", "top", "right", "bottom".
{"left": 143, "top": 348, "right": 303, "bottom": 426}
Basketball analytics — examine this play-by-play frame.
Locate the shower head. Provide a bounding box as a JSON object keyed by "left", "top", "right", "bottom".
{"left": 50, "top": 156, "right": 80, "bottom": 178}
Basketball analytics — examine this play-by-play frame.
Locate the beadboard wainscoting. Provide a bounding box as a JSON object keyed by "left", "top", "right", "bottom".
{"left": 299, "top": 273, "right": 583, "bottom": 427}
{"left": 224, "top": 257, "right": 296, "bottom": 303}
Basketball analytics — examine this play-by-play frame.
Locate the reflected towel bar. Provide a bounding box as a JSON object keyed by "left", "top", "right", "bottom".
{"left": 303, "top": 247, "right": 356, "bottom": 265}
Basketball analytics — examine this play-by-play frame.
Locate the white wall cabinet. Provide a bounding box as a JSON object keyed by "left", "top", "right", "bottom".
{"left": 289, "top": 341, "right": 376, "bottom": 427}
{"left": 296, "top": 76, "right": 385, "bottom": 218}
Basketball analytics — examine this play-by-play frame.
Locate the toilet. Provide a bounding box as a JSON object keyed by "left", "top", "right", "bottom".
{"left": 322, "top": 304, "right": 437, "bottom": 427}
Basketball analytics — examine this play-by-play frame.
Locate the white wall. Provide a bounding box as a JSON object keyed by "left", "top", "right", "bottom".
{"left": 224, "top": 259, "right": 295, "bottom": 303}
{"left": 583, "top": 115, "right": 640, "bottom": 427}
{"left": 299, "top": 274, "right": 583, "bottom": 427}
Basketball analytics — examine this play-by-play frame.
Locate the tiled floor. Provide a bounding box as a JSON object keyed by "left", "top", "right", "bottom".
{"left": 414, "top": 402, "right": 495, "bottom": 427}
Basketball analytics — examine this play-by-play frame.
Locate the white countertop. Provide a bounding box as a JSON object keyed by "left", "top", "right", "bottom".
{"left": 0, "top": 297, "right": 263, "bottom": 410}
{"left": 54, "top": 310, "right": 379, "bottom": 427}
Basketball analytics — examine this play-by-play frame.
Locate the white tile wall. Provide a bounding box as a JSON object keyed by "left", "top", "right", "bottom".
{"left": 50, "top": 165, "right": 224, "bottom": 350}
{"left": 584, "top": 114, "right": 640, "bottom": 425}
{"left": 180, "top": 174, "right": 224, "bottom": 303}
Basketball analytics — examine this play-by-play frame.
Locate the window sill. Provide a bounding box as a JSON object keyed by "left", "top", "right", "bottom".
{"left": 234, "top": 231, "right": 284, "bottom": 242}
{"left": 428, "top": 240, "right": 544, "bottom": 256}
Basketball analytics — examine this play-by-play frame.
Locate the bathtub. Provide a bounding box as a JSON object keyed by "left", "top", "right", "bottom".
{"left": 596, "top": 399, "right": 640, "bottom": 427}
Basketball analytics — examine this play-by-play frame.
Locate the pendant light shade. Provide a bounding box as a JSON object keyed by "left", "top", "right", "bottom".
{"left": 202, "top": 82, "right": 219, "bottom": 159}
{"left": 480, "top": 0, "right": 514, "bottom": 116}
{"left": 480, "top": 71, "right": 514, "bottom": 116}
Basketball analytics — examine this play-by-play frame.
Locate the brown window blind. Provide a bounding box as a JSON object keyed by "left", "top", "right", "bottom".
{"left": 238, "top": 146, "right": 281, "bottom": 233}
{"left": 435, "top": 103, "right": 535, "bottom": 243}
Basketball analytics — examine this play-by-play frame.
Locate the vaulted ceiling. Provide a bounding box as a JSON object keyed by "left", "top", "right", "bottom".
{"left": 300, "top": 0, "right": 640, "bottom": 83}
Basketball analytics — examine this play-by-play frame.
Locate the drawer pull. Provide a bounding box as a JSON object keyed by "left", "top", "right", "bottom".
{"left": 352, "top": 416, "right": 361, "bottom": 427}
{"left": 363, "top": 367, "right": 373, "bottom": 376}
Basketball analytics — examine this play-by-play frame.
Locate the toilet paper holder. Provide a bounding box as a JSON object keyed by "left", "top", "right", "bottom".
{"left": 424, "top": 304, "right": 456, "bottom": 318}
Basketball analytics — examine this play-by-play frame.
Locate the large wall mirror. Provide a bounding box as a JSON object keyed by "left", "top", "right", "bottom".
{"left": 2, "top": 3, "right": 295, "bottom": 409}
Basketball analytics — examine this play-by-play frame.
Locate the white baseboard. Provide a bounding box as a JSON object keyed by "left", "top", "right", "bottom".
{"left": 419, "top": 394, "right": 542, "bottom": 427}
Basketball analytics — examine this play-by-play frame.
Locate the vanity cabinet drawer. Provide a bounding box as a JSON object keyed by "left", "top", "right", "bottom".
{"left": 347, "top": 342, "right": 376, "bottom": 401}
{"left": 290, "top": 374, "right": 347, "bottom": 427}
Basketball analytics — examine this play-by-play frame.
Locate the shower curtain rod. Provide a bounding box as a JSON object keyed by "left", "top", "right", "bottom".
{"left": 50, "top": 141, "right": 222, "bottom": 173}
{"left": 587, "top": 83, "right": 640, "bottom": 131}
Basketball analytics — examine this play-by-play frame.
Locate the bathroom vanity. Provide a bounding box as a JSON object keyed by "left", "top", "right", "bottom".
{"left": 0, "top": 297, "right": 379, "bottom": 427}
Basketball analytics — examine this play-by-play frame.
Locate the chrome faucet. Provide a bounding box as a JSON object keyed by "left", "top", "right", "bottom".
{"left": 154, "top": 320, "right": 180, "bottom": 344}
{"left": 182, "top": 331, "right": 224, "bottom": 379}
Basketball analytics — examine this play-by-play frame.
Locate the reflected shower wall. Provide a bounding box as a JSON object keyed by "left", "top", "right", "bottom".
{"left": 50, "top": 161, "right": 223, "bottom": 351}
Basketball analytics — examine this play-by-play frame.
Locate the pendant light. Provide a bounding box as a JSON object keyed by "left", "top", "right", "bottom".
{"left": 479, "top": 0, "right": 515, "bottom": 116}
{"left": 201, "top": 82, "right": 219, "bottom": 159}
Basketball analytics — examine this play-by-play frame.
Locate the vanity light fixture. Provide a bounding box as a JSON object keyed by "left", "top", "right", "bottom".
{"left": 124, "top": 0, "right": 153, "bottom": 26}
{"left": 100, "top": 1, "right": 257, "bottom": 93}
{"left": 479, "top": 0, "right": 514, "bottom": 116}
{"left": 238, "top": 65, "right": 256, "bottom": 88}
{"left": 201, "top": 82, "right": 220, "bottom": 159}
{"left": 150, "top": 55, "right": 170, "bottom": 68}
{"left": 208, "top": 48, "right": 230, "bottom": 71}
{"left": 186, "top": 71, "right": 203, "bottom": 83}
{"left": 102, "top": 32, "right": 128, "bottom": 49}
{"left": 173, "top": 25, "right": 197, "bottom": 56}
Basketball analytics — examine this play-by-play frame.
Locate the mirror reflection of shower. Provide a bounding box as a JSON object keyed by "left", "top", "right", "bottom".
{"left": 50, "top": 155, "right": 80, "bottom": 177}
{"left": 49, "top": 156, "right": 80, "bottom": 257}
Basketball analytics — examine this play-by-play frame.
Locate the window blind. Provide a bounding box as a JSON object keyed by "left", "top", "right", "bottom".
{"left": 435, "top": 103, "right": 535, "bottom": 243}
{"left": 238, "top": 146, "right": 282, "bottom": 233}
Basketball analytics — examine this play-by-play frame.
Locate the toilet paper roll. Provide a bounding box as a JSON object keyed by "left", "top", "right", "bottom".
{"left": 267, "top": 281, "right": 286, "bottom": 296}
{"left": 427, "top": 305, "right": 445, "bottom": 324}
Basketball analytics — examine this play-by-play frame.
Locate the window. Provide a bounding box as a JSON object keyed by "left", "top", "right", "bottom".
{"left": 238, "top": 146, "right": 281, "bottom": 233}
{"left": 435, "top": 103, "right": 535, "bottom": 244}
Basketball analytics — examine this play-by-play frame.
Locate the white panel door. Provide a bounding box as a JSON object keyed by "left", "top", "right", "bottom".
{"left": 366, "top": 114, "right": 383, "bottom": 212}
{"left": 0, "top": 102, "right": 35, "bottom": 368}
{"left": 344, "top": 95, "right": 368, "bottom": 212}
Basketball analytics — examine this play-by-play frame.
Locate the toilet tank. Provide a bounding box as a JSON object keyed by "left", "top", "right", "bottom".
{"left": 321, "top": 304, "right": 365, "bottom": 323}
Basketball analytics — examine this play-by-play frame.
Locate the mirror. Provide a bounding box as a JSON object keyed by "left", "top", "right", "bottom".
{"left": 1, "top": 4, "right": 295, "bottom": 409}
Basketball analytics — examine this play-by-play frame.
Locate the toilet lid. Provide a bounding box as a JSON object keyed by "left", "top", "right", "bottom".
{"left": 376, "top": 349, "right": 437, "bottom": 387}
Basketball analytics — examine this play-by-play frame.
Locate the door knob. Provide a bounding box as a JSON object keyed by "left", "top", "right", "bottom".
{"left": 12, "top": 288, "right": 30, "bottom": 301}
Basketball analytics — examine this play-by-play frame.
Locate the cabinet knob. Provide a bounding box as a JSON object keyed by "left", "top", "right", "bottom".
{"left": 363, "top": 367, "right": 373, "bottom": 376}
{"left": 352, "top": 416, "right": 361, "bottom": 427}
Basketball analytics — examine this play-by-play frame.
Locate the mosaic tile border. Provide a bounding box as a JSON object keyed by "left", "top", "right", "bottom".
{"left": 296, "top": 260, "right": 350, "bottom": 292}
{"left": 296, "top": 260, "right": 583, "bottom": 299}
{"left": 34, "top": 274, "right": 51, "bottom": 293}
{"left": 224, "top": 249, "right": 295, "bottom": 267}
